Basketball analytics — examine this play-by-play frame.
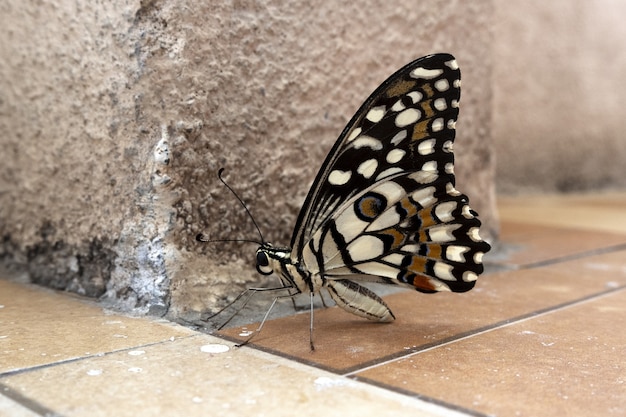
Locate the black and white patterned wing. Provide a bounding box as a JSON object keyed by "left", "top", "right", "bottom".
{"left": 290, "top": 53, "right": 490, "bottom": 296}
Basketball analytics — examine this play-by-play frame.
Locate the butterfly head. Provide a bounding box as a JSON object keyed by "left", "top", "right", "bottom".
{"left": 255, "top": 243, "right": 291, "bottom": 276}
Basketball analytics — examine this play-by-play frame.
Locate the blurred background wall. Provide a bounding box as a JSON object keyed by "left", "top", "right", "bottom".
{"left": 493, "top": 0, "right": 626, "bottom": 194}
{"left": 1, "top": 0, "right": 624, "bottom": 318}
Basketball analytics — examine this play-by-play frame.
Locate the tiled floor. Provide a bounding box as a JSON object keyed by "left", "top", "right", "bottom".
{"left": 2, "top": 193, "right": 626, "bottom": 416}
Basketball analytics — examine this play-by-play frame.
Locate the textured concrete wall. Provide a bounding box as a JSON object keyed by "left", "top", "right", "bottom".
{"left": 493, "top": 0, "right": 626, "bottom": 193}
{"left": 0, "top": 0, "right": 495, "bottom": 320}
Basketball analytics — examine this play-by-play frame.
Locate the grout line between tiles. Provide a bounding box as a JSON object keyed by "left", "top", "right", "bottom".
{"left": 0, "top": 334, "right": 204, "bottom": 417}
{"left": 237, "top": 345, "right": 482, "bottom": 417}
{"left": 0, "top": 334, "right": 200, "bottom": 379}
{"left": 239, "top": 344, "right": 489, "bottom": 417}
{"left": 212, "top": 284, "right": 626, "bottom": 376}
{"left": 342, "top": 376, "right": 492, "bottom": 417}
{"left": 491, "top": 242, "right": 626, "bottom": 271}
{"left": 519, "top": 242, "right": 626, "bottom": 270}
{"left": 343, "top": 284, "right": 626, "bottom": 377}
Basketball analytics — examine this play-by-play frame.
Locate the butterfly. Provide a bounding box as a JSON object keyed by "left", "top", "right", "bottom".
{"left": 199, "top": 53, "right": 491, "bottom": 350}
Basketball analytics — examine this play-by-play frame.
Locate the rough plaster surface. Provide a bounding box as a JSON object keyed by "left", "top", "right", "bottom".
{"left": 0, "top": 0, "right": 495, "bottom": 320}
{"left": 493, "top": 1, "right": 626, "bottom": 194}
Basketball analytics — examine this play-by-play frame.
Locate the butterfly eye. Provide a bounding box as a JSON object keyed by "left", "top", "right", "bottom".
{"left": 256, "top": 250, "right": 273, "bottom": 275}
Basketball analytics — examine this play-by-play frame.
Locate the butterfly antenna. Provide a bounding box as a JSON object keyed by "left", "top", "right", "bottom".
{"left": 217, "top": 168, "right": 265, "bottom": 243}
{"left": 195, "top": 234, "right": 261, "bottom": 245}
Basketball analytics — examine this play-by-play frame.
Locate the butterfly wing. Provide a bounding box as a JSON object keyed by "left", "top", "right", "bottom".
{"left": 290, "top": 53, "right": 490, "bottom": 303}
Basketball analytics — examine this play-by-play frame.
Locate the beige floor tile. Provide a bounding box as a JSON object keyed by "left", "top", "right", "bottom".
{"left": 354, "top": 289, "right": 626, "bottom": 416}
{"left": 219, "top": 249, "right": 626, "bottom": 373}
{"left": 0, "top": 280, "right": 195, "bottom": 374}
{"left": 1, "top": 334, "right": 471, "bottom": 417}
{"left": 0, "top": 393, "right": 40, "bottom": 417}
{"left": 2, "top": 193, "right": 624, "bottom": 417}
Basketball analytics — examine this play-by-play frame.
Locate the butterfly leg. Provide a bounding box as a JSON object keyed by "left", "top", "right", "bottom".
{"left": 318, "top": 290, "right": 329, "bottom": 308}
{"left": 309, "top": 292, "right": 315, "bottom": 351}
{"left": 202, "top": 288, "right": 256, "bottom": 330}
{"left": 277, "top": 275, "right": 300, "bottom": 312}
{"left": 203, "top": 286, "right": 292, "bottom": 331}
{"left": 236, "top": 289, "right": 301, "bottom": 348}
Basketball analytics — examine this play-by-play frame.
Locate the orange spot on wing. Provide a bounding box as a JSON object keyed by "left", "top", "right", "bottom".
{"left": 378, "top": 228, "right": 406, "bottom": 250}
{"left": 411, "top": 120, "right": 431, "bottom": 140}
{"left": 406, "top": 256, "right": 426, "bottom": 274}
{"left": 385, "top": 79, "right": 418, "bottom": 98}
{"left": 427, "top": 244, "right": 442, "bottom": 259}
{"left": 411, "top": 274, "right": 438, "bottom": 291}
{"left": 417, "top": 210, "right": 437, "bottom": 228}
{"left": 399, "top": 198, "right": 419, "bottom": 218}
{"left": 358, "top": 195, "right": 385, "bottom": 219}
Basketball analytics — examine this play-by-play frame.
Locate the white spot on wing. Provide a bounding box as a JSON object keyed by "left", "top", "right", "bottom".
{"left": 462, "top": 205, "right": 474, "bottom": 218}
{"left": 386, "top": 148, "right": 406, "bottom": 163}
{"left": 445, "top": 163, "right": 454, "bottom": 174}
{"left": 428, "top": 224, "right": 461, "bottom": 242}
{"left": 328, "top": 170, "right": 351, "bottom": 185}
{"left": 357, "top": 159, "right": 378, "bottom": 179}
{"left": 407, "top": 91, "right": 423, "bottom": 103}
{"left": 352, "top": 136, "right": 383, "bottom": 150}
{"left": 410, "top": 170, "right": 438, "bottom": 184}
{"left": 383, "top": 253, "right": 404, "bottom": 265}
{"left": 395, "top": 108, "right": 421, "bottom": 127}
{"left": 401, "top": 244, "right": 419, "bottom": 253}
{"left": 375, "top": 167, "right": 403, "bottom": 180}
{"left": 391, "top": 130, "right": 407, "bottom": 145}
{"left": 446, "top": 183, "right": 461, "bottom": 196}
{"left": 355, "top": 262, "right": 401, "bottom": 278}
{"left": 474, "top": 252, "right": 484, "bottom": 264}
{"left": 434, "top": 98, "right": 447, "bottom": 111}
{"left": 322, "top": 232, "right": 341, "bottom": 262}
{"left": 347, "top": 236, "right": 384, "bottom": 262}
{"left": 469, "top": 227, "right": 482, "bottom": 242}
{"left": 417, "top": 138, "right": 436, "bottom": 155}
{"left": 334, "top": 215, "right": 368, "bottom": 245}
{"left": 421, "top": 160, "right": 437, "bottom": 172}
{"left": 431, "top": 280, "right": 452, "bottom": 292}
{"left": 410, "top": 67, "right": 444, "bottom": 79}
{"left": 434, "top": 201, "right": 457, "bottom": 222}
{"left": 391, "top": 99, "right": 405, "bottom": 112}
{"left": 445, "top": 59, "right": 458, "bottom": 70}
{"left": 365, "top": 105, "right": 386, "bottom": 123}
{"left": 302, "top": 242, "right": 319, "bottom": 273}
{"left": 446, "top": 246, "right": 469, "bottom": 262}
{"left": 433, "top": 262, "right": 455, "bottom": 281}
{"left": 347, "top": 127, "right": 362, "bottom": 142}
{"left": 434, "top": 79, "right": 449, "bottom": 92}
{"left": 431, "top": 118, "right": 444, "bottom": 132}
{"left": 373, "top": 181, "right": 405, "bottom": 202}
{"left": 412, "top": 186, "right": 437, "bottom": 207}
{"left": 368, "top": 209, "right": 401, "bottom": 231}
{"left": 463, "top": 271, "right": 478, "bottom": 282}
